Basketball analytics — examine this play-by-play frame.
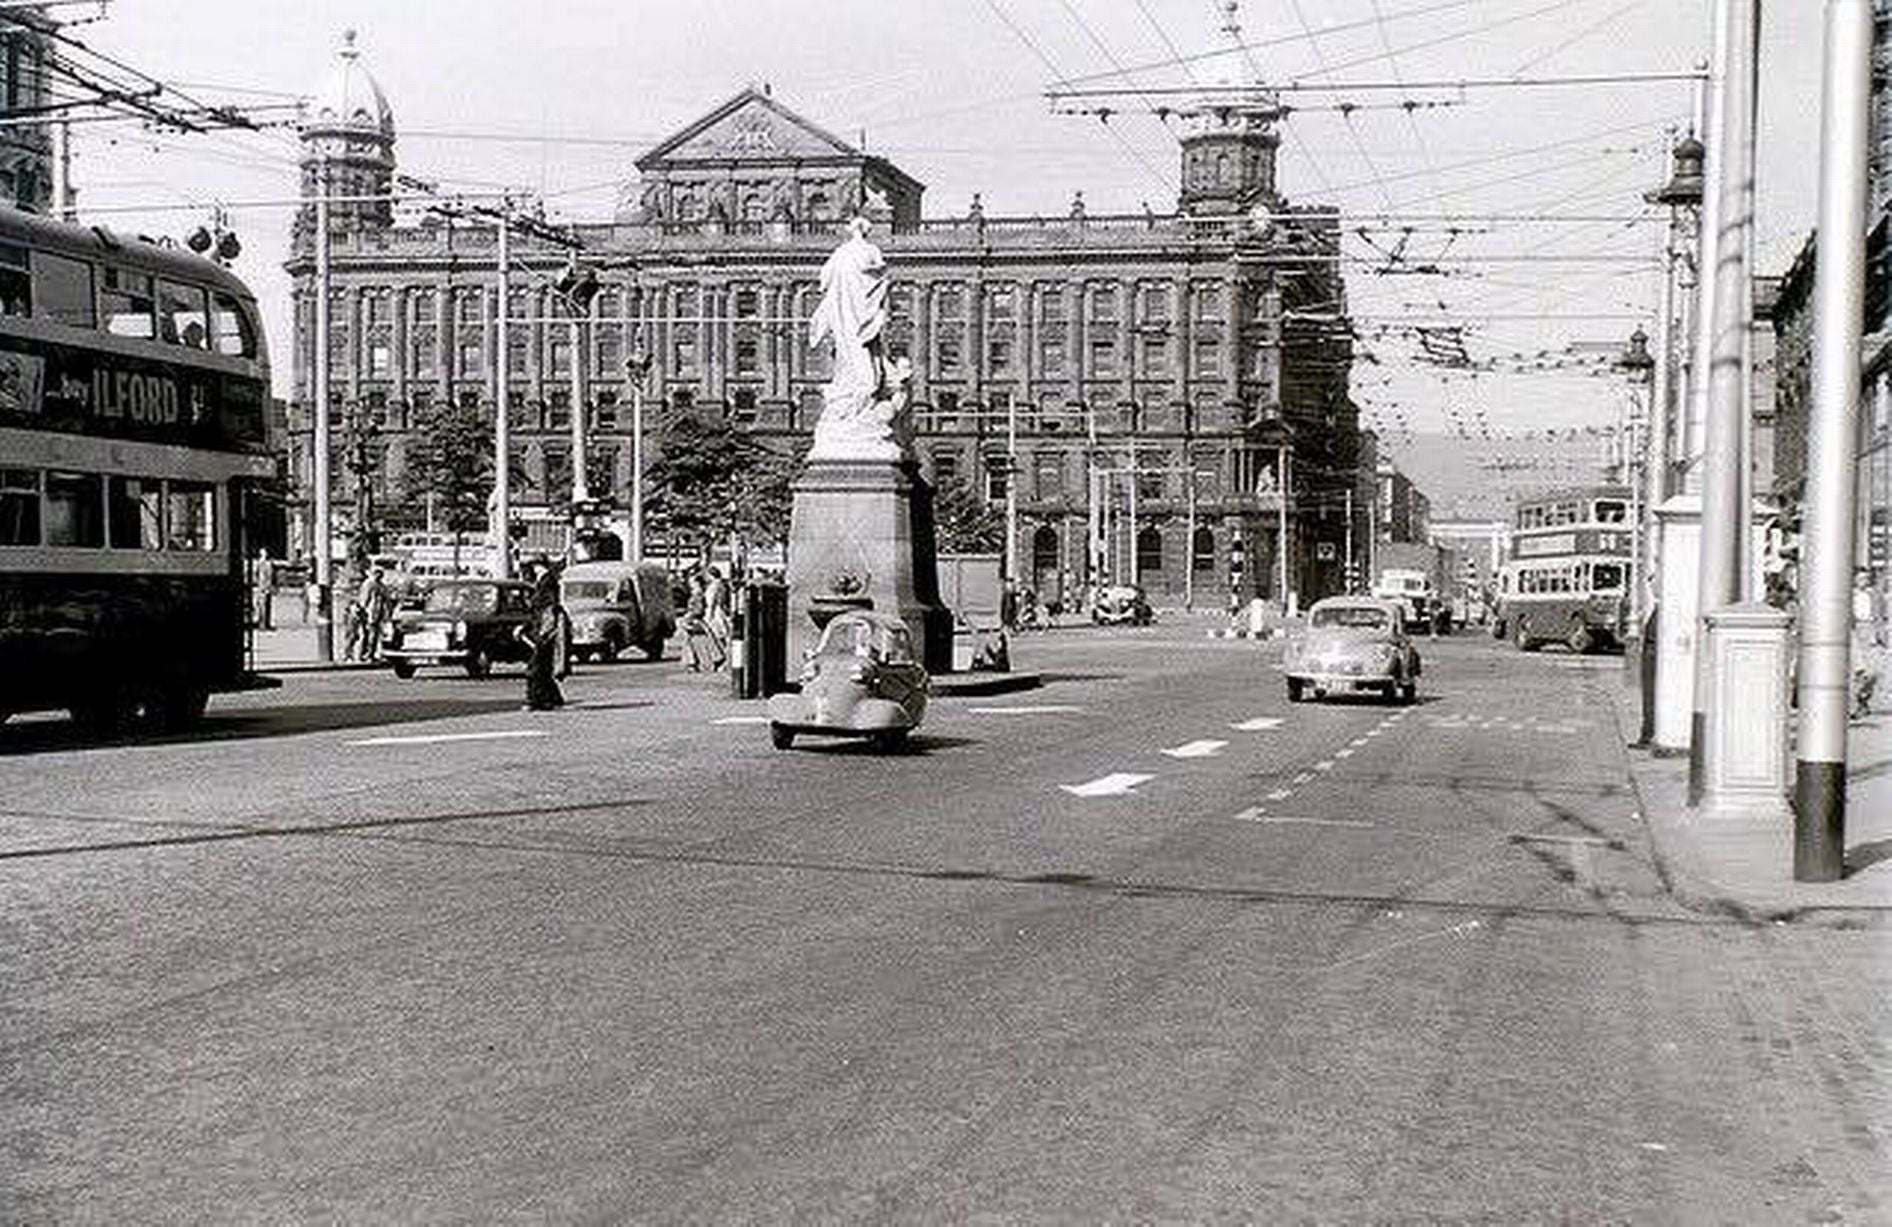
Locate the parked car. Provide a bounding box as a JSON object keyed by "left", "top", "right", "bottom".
{"left": 1091, "top": 583, "right": 1153, "bottom": 626}
{"left": 1281, "top": 596, "right": 1421, "bottom": 704}
{"left": 767, "top": 610, "right": 929, "bottom": 752}
{"left": 382, "top": 578, "right": 535, "bottom": 678}
{"left": 560, "top": 560, "right": 675, "bottom": 663}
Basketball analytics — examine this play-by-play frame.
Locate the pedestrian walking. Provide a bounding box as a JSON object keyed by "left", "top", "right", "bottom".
{"left": 705, "top": 565, "right": 733, "bottom": 664}
{"left": 248, "top": 548, "right": 274, "bottom": 630}
{"left": 681, "top": 571, "right": 723, "bottom": 673}
{"left": 349, "top": 565, "right": 390, "bottom": 662}
{"left": 522, "top": 570, "right": 566, "bottom": 710}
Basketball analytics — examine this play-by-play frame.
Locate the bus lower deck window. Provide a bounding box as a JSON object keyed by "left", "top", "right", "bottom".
{"left": 101, "top": 268, "right": 155, "bottom": 339}
{"left": 0, "top": 242, "right": 30, "bottom": 316}
{"left": 31, "top": 251, "right": 93, "bottom": 328}
{"left": 212, "top": 291, "right": 258, "bottom": 358}
{"left": 108, "top": 475, "right": 165, "bottom": 550}
{"left": 43, "top": 470, "right": 104, "bottom": 547}
{"left": 0, "top": 467, "right": 39, "bottom": 544}
{"left": 165, "top": 481, "right": 215, "bottom": 551}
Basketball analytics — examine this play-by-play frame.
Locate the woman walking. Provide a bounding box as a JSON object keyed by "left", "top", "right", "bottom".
{"left": 681, "top": 570, "right": 723, "bottom": 673}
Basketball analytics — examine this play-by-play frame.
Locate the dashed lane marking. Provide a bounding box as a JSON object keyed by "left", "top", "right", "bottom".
{"left": 967, "top": 704, "right": 1086, "bottom": 715}
{"left": 1161, "top": 739, "right": 1229, "bottom": 759}
{"left": 1059, "top": 772, "right": 1154, "bottom": 798}
{"left": 1265, "top": 789, "right": 1293, "bottom": 801}
{"left": 346, "top": 730, "right": 549, "bottom": 747}
{"left": 1247, "top": 815, "right": 1377, "bottom": 829}
{"left": 1314, "top": 760, "right": 1335, "bottom": 772}
{"left": 712, "top": 715, "right": 770, "bottom": 725}
{"left": 1335, "top": 748, "right": 1355, "bottom": 759}
{"left": 1230, "top": 717, "right": 1285, "bottom": 731}
{"left": 1292, "top": 771, "right": 1315, "bottom": 785}
{"left": 1348, "top": 737, "right": 1369, "bottom": 747}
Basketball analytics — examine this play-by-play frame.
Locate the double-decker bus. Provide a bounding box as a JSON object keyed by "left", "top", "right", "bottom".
{"left": 0, "top": 209, "right": 276, "bottom": 731}
{"left": 1492, "top": 485, "right": 1633, "bottom": 654}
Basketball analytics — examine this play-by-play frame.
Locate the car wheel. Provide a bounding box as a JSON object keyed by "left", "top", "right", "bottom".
{"left": 1491, "top": 618, "right": 1508, "bottom": 641}
{"left": 1286, "top": 677, "right": 1306, "bottom": 703}
{"left": 1513, "top": 618, "right": 1537, "bottom": 652}
{"left": 464, "top": 648, "right": 491, "bottom": 679}
{"left": 1399, "top": 679, "right": 1418, "bottom": 705}
{"left": 870, "top": 728, "right": 909, "bottom": 753}
{"left": 159, "top": 686, "right": 209, "bottom": 730}
{"left": 642, "top": 638, "right": 666, "bottom": 662}
{"left": 601, "top": 634, "right": 622, "bottom": 663}
{"left": 70, "top": 698, "right": 125, "bottom": 737}
{"left": 769, "top": 723, "right": 795, "bottom": 750}
{"left": 1567, "top": 622, "right": 1595, "bottom": 655}
{"left": 392, "top": 660, "right": 416, "bottom": 679}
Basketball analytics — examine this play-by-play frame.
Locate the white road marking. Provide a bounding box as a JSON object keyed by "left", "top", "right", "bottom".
{"left": 1365, "top": 728, "right": 1383, "bottom": 738}
{"left": 1292, "top": 772, "right": 1315, "bottom": 785}
{"left": 968, "top": 704, "right": 1086, "bottom": 715}
{"left": 1232, "top": 805, "right": 1267, "bottom": 822}
{"left": 1230, "top": 717, "right": 1285, "bottom": 731}
{"left": 1314, "top": 760, "right": 1335, "bottom": 772}
{"left": 712, "top": 715, "right": 770, "bottom": 725}
{"left": 1349, "top": 737, "right": 1369, "bottom": 747}
{"left": 1060, "top": 772, "right": 1154, "bottom": 798}
{"left": 1265, "top": 789, "right": 1294, "bottom": 801}
{"left": 1335, "top": 748, "right": 1356, "bottom": 759}
{"left": 1253, "top": 815, "right": 1376, "bottom": 829}
{"left": 1161, "top": 739, "right": 1228, "bottom": 759}
{"left": 346, "top": 730, "right": 549, "bottom": 747}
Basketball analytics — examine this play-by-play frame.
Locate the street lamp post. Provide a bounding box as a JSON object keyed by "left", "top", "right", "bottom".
{"left": 627, "top": 348, "right": 651, "bottom": 561}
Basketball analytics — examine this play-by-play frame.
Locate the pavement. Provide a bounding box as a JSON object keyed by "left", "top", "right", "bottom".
{"left": 1609, "top": 670, "right": 1892, "bottom": 925}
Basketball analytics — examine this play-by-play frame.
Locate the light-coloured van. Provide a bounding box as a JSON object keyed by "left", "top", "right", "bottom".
{"left": 560, "top": 561, "right": 675, "bottom": 662}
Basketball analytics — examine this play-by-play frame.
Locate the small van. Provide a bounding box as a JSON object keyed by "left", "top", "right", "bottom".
{"left": 560, "top": 561, "right": 676, "bottom": 662}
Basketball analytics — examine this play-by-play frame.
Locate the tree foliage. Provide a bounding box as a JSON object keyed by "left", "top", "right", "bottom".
{"left": 645, "top": 412, "right": 797, "bottom": 551}
{"left": 932, "top": 472, "right": 1004, "bottom": 554}
{"left": 398, "top": 395, "right": 493, "bottom": 533}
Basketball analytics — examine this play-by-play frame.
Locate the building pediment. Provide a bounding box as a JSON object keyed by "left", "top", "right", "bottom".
{"left": 636, "top": 87, "right": 861, "bottom": 171}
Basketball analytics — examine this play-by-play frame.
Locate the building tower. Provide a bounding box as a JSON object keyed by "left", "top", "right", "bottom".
{"left": 1176, "top": 0, "right": 1282, "bottom": 216}
{"left": 296, "top": 29, "right": 396, "bottom": 237}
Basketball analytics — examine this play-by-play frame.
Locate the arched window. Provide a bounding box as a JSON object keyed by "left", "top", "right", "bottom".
{"left": 1032, "top": 524, "right": 1060, "bottom": 582}
{"left": 1137, "top": 525, "right": 1165, "bottom": 575}
{"left": 1192, "top": 526, "right": 1215, "bottom": 572}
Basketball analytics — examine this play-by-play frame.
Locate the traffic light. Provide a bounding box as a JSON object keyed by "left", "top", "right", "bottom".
{"left": 554, "top": 260, "right": 599, "bottom": 309}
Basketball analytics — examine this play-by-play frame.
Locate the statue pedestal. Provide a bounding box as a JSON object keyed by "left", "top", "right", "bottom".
{"left": 786, "top": 457, "right": 952, "bottom": 673}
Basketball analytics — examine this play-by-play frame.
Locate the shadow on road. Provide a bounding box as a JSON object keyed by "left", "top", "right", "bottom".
{"left": 0, "top": 697, "right": 528, "bottom": 756}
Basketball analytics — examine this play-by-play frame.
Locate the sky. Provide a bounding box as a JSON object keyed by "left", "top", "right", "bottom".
{"left": 56, "top": 0, "right": 1833, "bottom": 516}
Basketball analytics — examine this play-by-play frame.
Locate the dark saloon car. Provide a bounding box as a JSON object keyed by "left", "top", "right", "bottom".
{"left": 382, "top": 578, "right": 535, "bottom": 678}
{"left": 766, "top": 610, "right": 929, "bottom": 751}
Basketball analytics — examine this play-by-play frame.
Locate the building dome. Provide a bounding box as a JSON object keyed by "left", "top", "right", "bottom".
{"left": 304, "top": 29, "right": 394, "bottom": 138}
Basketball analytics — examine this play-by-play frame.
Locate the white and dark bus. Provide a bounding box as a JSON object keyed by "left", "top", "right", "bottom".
{"left": 0, "top": 210, "right": 275, "bottom": 731}
{"left": 1492, "top": 485, "right": 1634, "bottom": 654}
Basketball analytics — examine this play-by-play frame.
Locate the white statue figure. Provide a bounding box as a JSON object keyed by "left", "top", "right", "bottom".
{"left": 807, "top": 212, "right": 911, "bottom": 461}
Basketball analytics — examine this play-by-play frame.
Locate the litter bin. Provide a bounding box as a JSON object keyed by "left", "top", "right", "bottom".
{"left": 730, "top": 580, "right": 789, "bottom": 698}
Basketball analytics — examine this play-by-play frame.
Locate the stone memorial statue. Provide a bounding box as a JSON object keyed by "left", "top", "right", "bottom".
{"left": 806, "top": 210, "right": 912, "bottom": 461}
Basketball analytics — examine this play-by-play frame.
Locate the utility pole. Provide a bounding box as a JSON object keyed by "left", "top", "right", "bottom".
{"left": 1126, "top": 448, "right": 1140, "bottom": 588}
{"left": 569, "top": 285, "right": 590, "bottom": 505}
{"left": 1690, "top": 0, "right": 1760, "bottom": 803}
{"left": 1793, "top": 0, "right": 1873, "bottom": 881}
{"left": 51, "top": 119, "right": 73, "bottom": 221}
{"left": 1277, "top": 447, "right": 1290, "bottom": 611}
{"left": 1682, "top": 5, "right": 1732, "bottom": 484}
{"left": 1185, "top": 462, "right": 1199, "bottom": 611}
{"left": 312, "top": 190, "right": 334, "bottom": 662}
{"left": 1005, "top": 395, "right": 1019, "bottom": 586}
{"left": 492, "top": 203, "right": 512, "bottom": 579}
{"left": 1344, "top": 486, "right": 1355, "bottom": 594}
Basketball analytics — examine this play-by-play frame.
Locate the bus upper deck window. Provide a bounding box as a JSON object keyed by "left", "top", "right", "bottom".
{"left": 211, "top": 291, "right": 258, "bottom": 358}
{"left": 30, "top": 251, "right": 92, "bottom": 328}
{"left": 159, "top": 279, "right": 209, "bottom": 349}
{"left": 1594, "top": 500, "right": 1627, "bottom": 523}
{"left": 0, "top": 243, "right": 30, "bottom": 317}
{"left": 101, "top": 268, "right": 155, "bottom": 338}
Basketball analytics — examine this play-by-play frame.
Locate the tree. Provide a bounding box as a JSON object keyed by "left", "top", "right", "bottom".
{"left": 933, "top": 472, "right": 1004, "bottom": 553}
{"left": 645, "top": 412, "right": 796, "bottom": 554}
{"left": 400, "top": 395, "right": 493, "bottom": 535}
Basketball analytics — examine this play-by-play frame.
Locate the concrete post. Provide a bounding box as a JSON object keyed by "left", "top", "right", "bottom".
{"left": 1793, "top": 0, "right": 1874, "bottom": 881}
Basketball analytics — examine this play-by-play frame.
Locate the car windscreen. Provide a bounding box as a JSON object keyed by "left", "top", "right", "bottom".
{"left": 425, "top": 585, "right": 498, "bottom": 615}
{"left": 1311, "top": 606, "right": 1390, "bottom": 630}
{"left": 562, "top": 580, "right": 613, "bottom": 603}
{"left": 816, "top": 620, "right": 878, "bottom": 658}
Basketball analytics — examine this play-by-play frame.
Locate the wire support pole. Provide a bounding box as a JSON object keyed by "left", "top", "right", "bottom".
{"left": 1793, "top": 0, "right": 1873, "bottom": 881}
{"left": 312, "top": 190, "right": 334, "bottom": 662}
{"left": 1689, "top": 0, "right": 1759, "bottom": 804}
{"left": 492, "top": 202, "right": 512, "bottom": 581}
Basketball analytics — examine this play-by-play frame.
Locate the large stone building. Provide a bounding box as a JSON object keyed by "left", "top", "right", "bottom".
{"left": 0, "top": 7, "right": 55, "bottom": 214}
{"left": 284, "top": 34, "right": 1361, "bottom": 608}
